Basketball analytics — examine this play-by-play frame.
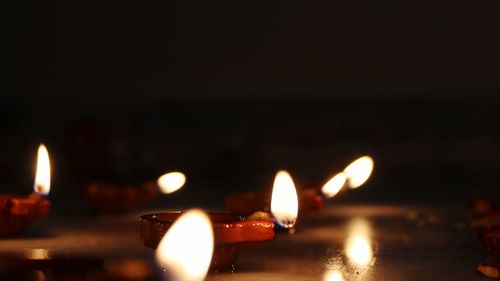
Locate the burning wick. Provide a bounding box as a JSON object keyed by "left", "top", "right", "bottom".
{"left": 271, "top": 170, "right": 299, "bottom": 230}
{"left": 155, "top": 209, "right": 214, "bottom": 281}
{"left": 34, "top": 144, "right": 51, "bottom": 197}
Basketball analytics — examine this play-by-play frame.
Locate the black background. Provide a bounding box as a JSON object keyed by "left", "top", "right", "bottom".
{"left": 4, "top": 0, "right": 500, "bottom": 211}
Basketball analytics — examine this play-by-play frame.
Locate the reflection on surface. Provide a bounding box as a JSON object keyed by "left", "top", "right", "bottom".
{"left": 322, "top": 218, "right": 374, "bottom": 281}
{"left": 324, "top": 270, "right": 345, "bottom": 281}
{"left": 32, "top": 270, "right": 48, "bottom": 281}
{"left": 25, "top": 248, "right": 50, "bottom": 260}
{"left": 345, "top": 218, "right": 373, "bottom": 267}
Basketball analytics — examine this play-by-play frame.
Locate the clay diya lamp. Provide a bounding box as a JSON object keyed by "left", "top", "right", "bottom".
{"left": 225, "top": 156, "right": 374, "bottom": 216}
{"left": 154, "top": 209, "right": 214, "bottom": 281}
{"left": 0, "top": 144, "right": 51, "bottom": 237}
{"left": 84, "top": 181, "right": 157, "bottom": 214}
{"left": 142, "top": 171, "right": 299, "bottom": 271}
{"left": 84, "top": 171, "right": 186, "bottom": 214}
{"left": 140, "top": 212, "right": 275, "bottom": 271}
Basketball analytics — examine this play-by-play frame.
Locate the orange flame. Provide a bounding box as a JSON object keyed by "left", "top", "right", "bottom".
{"left": 157, "top": 172, "right": 186, "bottom": 194}
{"left": 34, "top": 144, "right": 51, "bottom": 196}
{"left": 271, "top": 171, "right": 299, "bottom": 228}
{"left": 344, "top": 156, "right": 374, "bottom": 189}
{"left": 156, "top": 209, "right": 214, "bottom": 281}
{"left": 321, "top": 172, "right": 347, "bottom": 198}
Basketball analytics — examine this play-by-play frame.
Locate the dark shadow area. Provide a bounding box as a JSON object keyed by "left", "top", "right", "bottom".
{"left": 4, "top": 0, "right": 500, "bottom": 213}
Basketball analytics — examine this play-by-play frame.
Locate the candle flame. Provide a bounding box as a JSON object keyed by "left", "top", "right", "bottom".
{"left": 271, "top": 170, "right": 298, "bottom": 228}
{"left": 34, "top": 144, "right": 51, "bottom": 196}
{"left": 156, "top": 209, "right": 214, "bottom": 281}
{"left": 157, "top": 172, "right": 186, "bottom": 194}
{"left": 343, "top": 156, "right": 374, "bottom": 189}
{"left": 345, "top": 218, "right": 373, "bottom": 267}
{"left": 321, "top": 172, "right": 347, "bottom": 198}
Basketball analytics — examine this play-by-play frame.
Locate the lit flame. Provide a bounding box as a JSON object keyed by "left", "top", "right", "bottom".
{"left": 343, "top": 156, "right": 374, "bottom": 189}
{"left": 271, "top": 170, "right": 298, "bottom": 228}
{"left": 321, "top": 172, "right": 347, "bottom": 198}
{"left": 156, "top": 209, "right": 214, "bottom": 281}
{"left": 345, "top": 218, "right": 373, "bottom": 267}
{"left": 324, "top": 270, "right": 345, "bottom": 281}
{"left": 157, "top": 172, "right": 186, "bottom": 194}
{"left": 34, "top": 144, "right": 51, "bottom": 196}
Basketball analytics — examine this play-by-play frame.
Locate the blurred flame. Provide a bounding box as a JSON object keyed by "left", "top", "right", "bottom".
{"left": 321, "top": 172, "right": 347, "bottom": 198}
{"left": 157, "top": 172, "right": 186, "bottom": 194}
{"left": 324, "top": 270, "right": 345, "bottom": 281}
{"left": 345, "top": 218, "right": 373, "bottom": 267}
{"left": 156, "top": 209, "right": 213, "bottom": 281}
{"left": 343, "top": 156, "right": 374, "bottom": 189}
{"left": 271, "top": 171, "right": 298, "bottom": 228}
{"left": 34, "top": 144, "right": 51, "bottom": 196}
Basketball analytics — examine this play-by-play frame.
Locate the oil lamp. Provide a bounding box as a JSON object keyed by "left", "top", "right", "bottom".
{"left": 141, "top": 212, "right": 276, "bottom": 271}
{"left": 225, "top": 156, "right": 374, "bottom": 216}
{"left": 140, "top": 170, "right": 299, "bottom": 271}
{"left": 155, "top": 209, "right": 213, "bottom": 281}
{"left": 0, "top": 144, "right": 51, "bottom": 237}
{"left": 84, "top": 171, "right": 186, "bottom": 214}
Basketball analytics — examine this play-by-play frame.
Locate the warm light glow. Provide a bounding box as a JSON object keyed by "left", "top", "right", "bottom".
{"left": 271, "top": 170, "right": 298, "bottom": 228}
{"left": 25, "top": 248, "right": 50, "bottom": 260}
{"left": 345, "top": 218, "right": 373, "bottom": 267}
{"left": 324, "top": 270, "right": 345, "bottom": 281}
{"left": 156, "top": 209, "right": 214, "bottom": 281}
{"left": 321, "top": 172, "right": 347, "bottom": 198}
{"left": 157, "top": 172, "right": 186, "bottom": 194}
{"left": 343, "top": 156, "right": 374, "bottom": 189}
{"left": 34, "top": 144, "right": 51, "bottom": 196}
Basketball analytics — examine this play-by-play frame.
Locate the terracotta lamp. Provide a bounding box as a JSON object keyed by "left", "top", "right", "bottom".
{"left": 141, "top": 170, "right": 299, "bottom": 271}
{"left": 140, "top": 212, "right": 275, "bottom": 271}
{"left": 225, "top": 156, "right": 374, "bottom": 216}
{"left": 84, "top": 181, "right": 157, "bottom": 214}
{"left": 84, "top": 171, "right": 186, "bottom": 214}
{"left": 0, "top": 144, "right": 51, "bottom": 237}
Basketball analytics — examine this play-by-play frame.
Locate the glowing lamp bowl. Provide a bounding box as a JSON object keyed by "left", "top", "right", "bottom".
{"left": 0, "top": 195, "right": 50, "bottom": 237}
{"left": 140, "top": 212, "right": 276, "bottom": 271}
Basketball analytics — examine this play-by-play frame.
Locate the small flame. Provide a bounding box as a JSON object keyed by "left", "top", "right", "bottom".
{"left": 34, "top": 144, "right": 51, "bottom": 196}
{"left": 324, "top": 270, "right": 345, "bottom": 281}
{"left": 157, "top": 172, "right": 186, "bottom": 194}
{"left": 343, "top": 156, "right": 374, "bottom": 189}
{"left": 321, "top": 172, "right": 347, "bottom": 198}
{"left": 271, "top": 170, "right": 298, "bottom": 228}
{"left": 345, "top": 218, "right": 373, "bottom": 267}
{"left": 156, "top": 209, "right": 213, "bottom": 281}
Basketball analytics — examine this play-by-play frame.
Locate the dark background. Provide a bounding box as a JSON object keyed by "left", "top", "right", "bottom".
{"left": 3, "top": 0, "right": 500, "bottom": 211}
